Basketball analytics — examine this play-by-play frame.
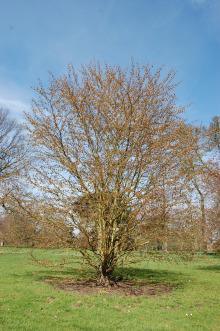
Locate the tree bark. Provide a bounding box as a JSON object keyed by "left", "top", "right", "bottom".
{"left": 193, "top": 180, "right": 207, "bottom": 252}
{"left": 97, "top": 263, "right": 113, "bottom": 286}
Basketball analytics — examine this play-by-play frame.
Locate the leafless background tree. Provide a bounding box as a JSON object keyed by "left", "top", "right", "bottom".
{"left": 0, "top": 108, "right": 28, "bottom": 245}
{"left": 0, "top": 108, "right": 25, "bottom": 185}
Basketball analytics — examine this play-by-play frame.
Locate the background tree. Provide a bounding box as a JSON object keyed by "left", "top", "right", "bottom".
{"left": 0, "top": 108, "right": 29, "bottom": 247}
{"left": 202, "top": 117, "right": 220, "bottom": 250}
{"left": 0, "top": 108, "right": 26, "bottom": 207}
{"left": 0, "top": 109, "right": 25, "bottom": 181}
{"left": 1, "top": 185, "right": 75, "bottom": 248}
{"left": 207, "top": 116, "right": 220, "bottom": 153}
{"left": 140, "top": 123, "right": 204, "bottom": 252}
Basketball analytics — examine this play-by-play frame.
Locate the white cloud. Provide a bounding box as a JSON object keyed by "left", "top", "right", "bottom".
{"left": 0, "top": 97, "right": 29, "bottom": 114}
{"left": 0, "top": 77, "right": 31, "bottom": 118}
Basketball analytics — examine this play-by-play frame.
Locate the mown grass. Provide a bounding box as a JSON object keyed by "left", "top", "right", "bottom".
{"left": 0, "top": 247, "right": 220, "bottom": 331}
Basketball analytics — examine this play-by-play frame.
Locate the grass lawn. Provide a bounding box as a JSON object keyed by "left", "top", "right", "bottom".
{"left": 0, "top": 248, "right": 220, "bottom": 331}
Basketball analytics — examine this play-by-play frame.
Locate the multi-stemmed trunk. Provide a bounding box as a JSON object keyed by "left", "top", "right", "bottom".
{"left": 96, "top": 221, "right": 119, "bottom": 286}
{"left": 98, "top": 261, "right": 114, "bottom": 286}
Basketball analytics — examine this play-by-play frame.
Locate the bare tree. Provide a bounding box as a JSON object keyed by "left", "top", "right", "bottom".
{"left": 140, "top": 123, "right": 204, "bottom": 252}
{"left": 0, "top": 108, "right": 30, "bottom": 250}
{"left": 26, "top": 63, "right": 189, "bottom": 285}
{"left": 0, "top": 108, "right": 27, "bottom": 212}
{"left": 0, "top": 109, "right": 25, "bottom": 182}
{"left": 207, "top": 116, "right": 220, "bottom": 153}
{"left": 1, "top": 181, "right": 75, "bottom": 248}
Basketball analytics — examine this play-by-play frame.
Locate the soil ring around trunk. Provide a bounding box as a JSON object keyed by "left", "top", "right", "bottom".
{"left": 45, "top": 278, "right": 173, "bottom": 297}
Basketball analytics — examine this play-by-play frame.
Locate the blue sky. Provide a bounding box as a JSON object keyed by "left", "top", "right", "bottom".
{"left": 0, "top": 0, "right": 219, "bottom": 124}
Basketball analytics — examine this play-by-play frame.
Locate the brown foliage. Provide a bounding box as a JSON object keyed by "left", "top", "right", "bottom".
{"left": 24, "top": 63, "right": 193, "bottom": 284}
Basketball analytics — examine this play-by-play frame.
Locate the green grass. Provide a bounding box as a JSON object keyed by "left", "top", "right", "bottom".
{"left": 0, "top": 248, "right": 220, "bottom": 331}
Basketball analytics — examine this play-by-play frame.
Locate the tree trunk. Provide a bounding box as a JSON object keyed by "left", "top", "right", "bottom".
{"left": 162, "top": 241, "right": 168, "bottom": 252}
{"left": 193, "top": 180, "right": 207, "bottom": 252}
{"left": 98, "top": 273, "right": 112, "bottom": 286}
{"left": 97, "top": 263, "right": 113, "bottom": 286}
{"left": 96, "top": 222, "right": 116, "bottom": 286}
{"left": 200, "top": 195, "right": 207, "bottom": 252}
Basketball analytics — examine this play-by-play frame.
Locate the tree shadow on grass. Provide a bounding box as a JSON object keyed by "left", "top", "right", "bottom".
{"left": 9, "top": 264, "right": 95, "bottom": 284}
{"left": 204, "top": 253, "right": 220, "bottom": 259}
{"left": 14, "top": 265, "right": 186, "bottom": 298}
{"left": 24, "top": 266, "right": 94, "bottom": 282}
{"left": 11, "top": 263, "right": 187, "bottom": 291}
{"left": 197, "top": 253, "right": 220, "bottom": 272}
{"left": 11, "top": 266, "right": 187, "bottom": 291}
{"left": 198, "top": 265, "right": 220, "bottom": 272}
{"left": 115, "top": 267, "right": 186, "bottom": 288}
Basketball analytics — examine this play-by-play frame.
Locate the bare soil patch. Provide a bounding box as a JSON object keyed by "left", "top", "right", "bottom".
{"left": 45, "top": 278, "right": 173, "bottom": 297}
